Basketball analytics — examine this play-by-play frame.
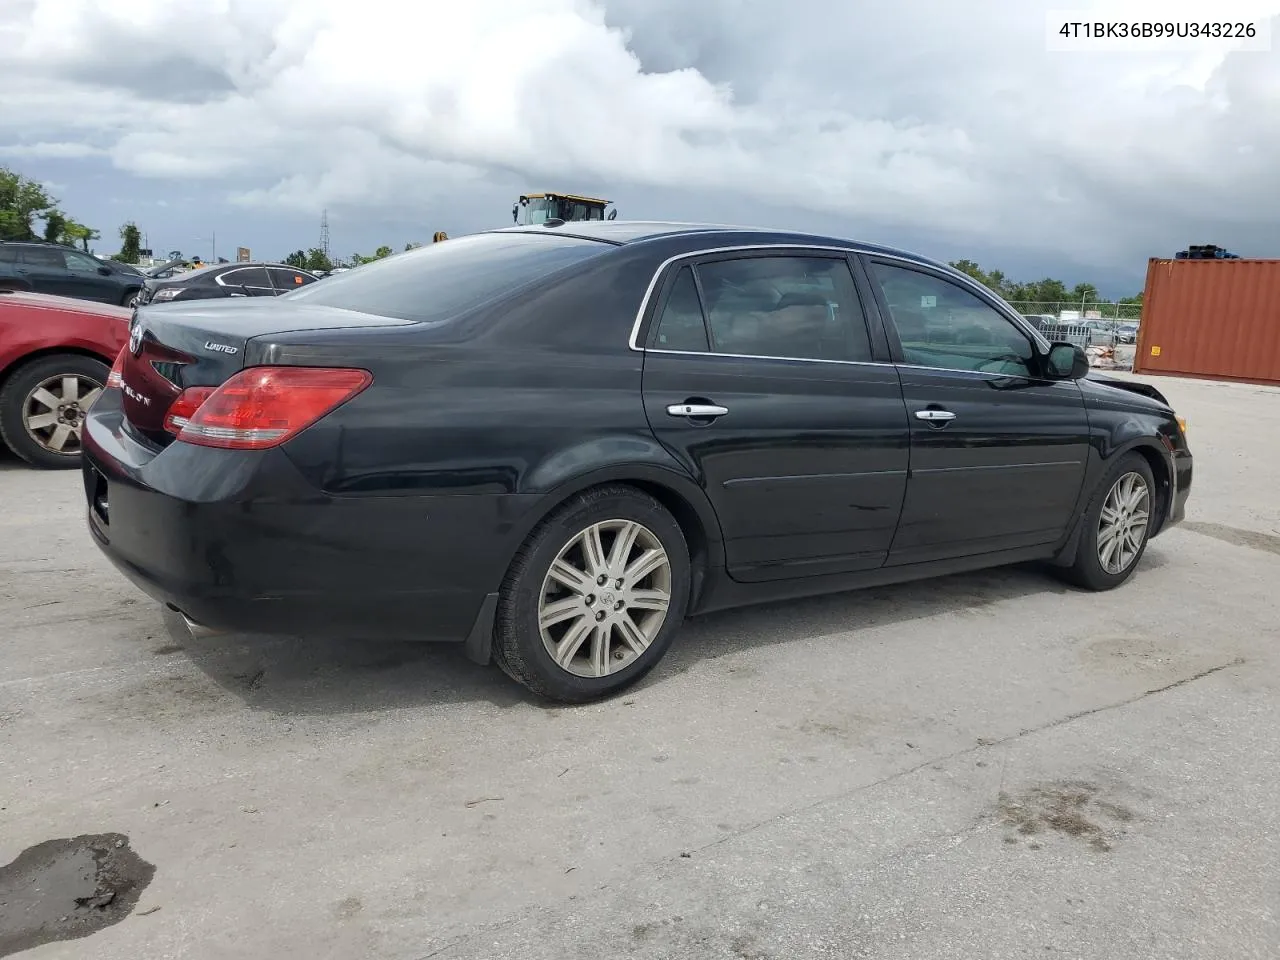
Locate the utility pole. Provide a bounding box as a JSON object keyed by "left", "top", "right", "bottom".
{"left": 320, "top": 210, "right": 331, "bottom": 261}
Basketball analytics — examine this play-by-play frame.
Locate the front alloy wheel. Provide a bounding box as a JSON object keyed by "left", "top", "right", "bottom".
{"left": 1096, "top": 471, "right": 1150, "bottom": 575}
{"left": 537, "top": 519, "right": 673, "bottom": 677}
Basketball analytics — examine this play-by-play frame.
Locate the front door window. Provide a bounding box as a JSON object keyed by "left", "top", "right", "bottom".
{"left": 870, "top": 262, "right": 1034, "bottom": 376}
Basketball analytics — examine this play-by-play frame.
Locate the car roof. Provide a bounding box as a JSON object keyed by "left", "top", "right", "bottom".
{"left": 489, "top": 220, "right": 946, "bottom": 269}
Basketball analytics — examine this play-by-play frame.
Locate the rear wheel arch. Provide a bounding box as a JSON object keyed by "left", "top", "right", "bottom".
{"left": 510, "top": 465, "right": 724, "bottom": 605}
{"left": 0, "top": 345, "right": 116, "bottom": 394}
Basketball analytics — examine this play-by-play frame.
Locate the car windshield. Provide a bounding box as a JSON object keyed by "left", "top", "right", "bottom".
{"left": 280, "top": 232, "right": 611, "bottom": 322}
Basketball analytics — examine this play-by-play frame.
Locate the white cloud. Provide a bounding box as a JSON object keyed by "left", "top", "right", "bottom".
{"left": 0, "top": 141, "right": 106, "bottom": 159}
{"left": 0, "top": 0, "right": 1277, "bottom": 271}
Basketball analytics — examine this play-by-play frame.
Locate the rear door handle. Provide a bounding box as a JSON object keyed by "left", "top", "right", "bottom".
{"left": 914, "top": 409, "right": 957, "bottom": 423}
{"left": 667, "top": 403, "right": 729, "bottom": 418}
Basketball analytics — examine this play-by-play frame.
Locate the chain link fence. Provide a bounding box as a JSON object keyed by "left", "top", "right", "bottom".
{"left": 1008, "top": 301, "right": 1142, "bottom": 322}
{"left": 1009, "top": 301, "right": 1141, "bottom": 350}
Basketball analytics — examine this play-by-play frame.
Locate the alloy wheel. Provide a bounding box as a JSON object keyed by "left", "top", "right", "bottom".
{"left": 22, "top": 374, "right": 103, "bottom": 455}
{"left": 537, "top": 519, "right": 673, "bottom": 678}
{"left": 1096, "top": 471, "right": 1150, "bottom": 575}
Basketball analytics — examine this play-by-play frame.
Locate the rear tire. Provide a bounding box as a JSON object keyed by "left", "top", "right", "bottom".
{"left": 494, "top": 484, "right": 691, "bottom": 703}
{"left": 0, "top": 354, "right": 109, "bottom": 469}
{"left": 1055, "top": 452, "right": 1156, "bottom": 591}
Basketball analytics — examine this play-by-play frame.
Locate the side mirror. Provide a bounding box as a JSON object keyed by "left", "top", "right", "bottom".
{"left": 607, "top": 208, "right": 618, "bottom": 221}
{"left": 1046, "top": 341, "right": 1090, "bottom": 379}
{"left": 97, "top": 266, "right": 112, "bottom": 276}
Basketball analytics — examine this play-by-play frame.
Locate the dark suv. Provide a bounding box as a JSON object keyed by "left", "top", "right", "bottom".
{"left": 0, "top": 241, "right": 144, "bottom": 306}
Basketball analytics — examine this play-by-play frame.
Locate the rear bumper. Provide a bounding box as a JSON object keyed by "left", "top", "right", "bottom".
{"left": 82, "top": 397, "right": 531, "bottom": 644}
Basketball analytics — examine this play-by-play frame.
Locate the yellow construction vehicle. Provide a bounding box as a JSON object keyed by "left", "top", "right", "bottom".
{"left": 513, "top": 193, "right": 618, "bottom": 226}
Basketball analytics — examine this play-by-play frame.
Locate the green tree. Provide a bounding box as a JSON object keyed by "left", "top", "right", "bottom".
{"left": 60, "top": 221, "right": 99, "bottom": 251}
{"left": 373, "top": 245, "right": 393, "bottom": 259}
{"left": 949, "top": 259, "right": 1142, "bottom": 310}
{"left": 115, "top": 221, "right": 142, "bottom": 264}
{"left": 0, "top": 166, "right": 61, "bottom": 241}
{"left": 42, "top": 211, "right": 67, "bottom": 243}
{"left": 304, "top": 247, "right": 333, "bottom": 272}
{"left": 284, "top": 249, "right": 308, "bottom": 269}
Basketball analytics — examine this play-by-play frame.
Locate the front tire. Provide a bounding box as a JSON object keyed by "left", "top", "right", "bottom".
{"left": 1057, "top": 452, "right": 1156, "bottom": 591}
{"left": 0, "top": 354, "right": 109, "bottom": 469}
{"left": 494, "top": 484, "right": 691, "bottom": 703}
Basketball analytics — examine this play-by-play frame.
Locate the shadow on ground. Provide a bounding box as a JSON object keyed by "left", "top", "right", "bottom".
{"left": 146, "top": 553, "right": 1126, "bottom": 717}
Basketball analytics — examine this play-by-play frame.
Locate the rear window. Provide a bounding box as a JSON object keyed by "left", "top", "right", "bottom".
{"left": 280, "top": 232, "right": 611, "bottom": 322}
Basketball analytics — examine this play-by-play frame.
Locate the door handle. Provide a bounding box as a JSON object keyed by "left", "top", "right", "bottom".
{"left": 667, "top": 403, "right": 729, "bottom": 418}
{"left": 914, "top": 409, "right": 957, "bottom": 423}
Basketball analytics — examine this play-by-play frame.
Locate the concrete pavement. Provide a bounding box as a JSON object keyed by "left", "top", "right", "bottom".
{"left": 2, "top": 373, "right": 1276, "bottom": 959}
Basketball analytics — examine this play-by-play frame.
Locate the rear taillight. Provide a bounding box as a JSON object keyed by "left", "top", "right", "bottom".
{"left": 106, "top": 347, "right": 126, "bottom": 389}
{"left": 163, "top": 386, "right": 216, "bottom": 435}
{"left": 174, "top": 366, "right": 372, "bottom": 450}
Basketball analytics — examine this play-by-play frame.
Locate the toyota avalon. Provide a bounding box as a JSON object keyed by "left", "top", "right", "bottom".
{"left": 82, "top": 222, "right": 1192, "bottom": 703}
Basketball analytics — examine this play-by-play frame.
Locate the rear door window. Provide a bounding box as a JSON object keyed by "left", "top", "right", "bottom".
{"left": 19, "top": 247, "right": 66, "bottom": 268}
{"left": 267, "top": 267, "right": 315, "bottom": 293}
{"left": 217, "top": 267, "right": 273, "bottom": 295}
{"left": 691, "top": 255, "right": 874, "bottom": 363}
{"left": 282, "top": 232, "right": 611, "bottom": 322}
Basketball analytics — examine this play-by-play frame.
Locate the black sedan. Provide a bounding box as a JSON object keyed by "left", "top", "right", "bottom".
{"left": 136, "top": 261, "right": 319, "bottom": 305}
{"left": 82, "top": 222, "right": 1193, "bottom": 703}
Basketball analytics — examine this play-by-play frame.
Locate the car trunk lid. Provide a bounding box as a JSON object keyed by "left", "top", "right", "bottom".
{"left": 119, "top": 299, "right": 414, "bottom": 444}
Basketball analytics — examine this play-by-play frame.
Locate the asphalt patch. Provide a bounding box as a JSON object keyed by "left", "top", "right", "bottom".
{"left": 0, "top": 833, "right": 155, "bottom": 957}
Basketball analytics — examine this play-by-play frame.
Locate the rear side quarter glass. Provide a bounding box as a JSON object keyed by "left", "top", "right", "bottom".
{"left": 651, "top": 267, "right": 709, "bottom": 351}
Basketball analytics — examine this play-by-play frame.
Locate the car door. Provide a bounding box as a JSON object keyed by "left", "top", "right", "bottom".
{"left": 61, "top": 250, "right": 121, "bottom": 303}
{"left": 861, "top": 257, "right": 1090, "bottom": 566}
{"left": 266, "top": 267, "right": 316, "bottom": 295}
{"left": 216, "top": 266, "right": 275, "bottom": 297}
{"left": 16, "top": 245, "right": 76, "bottom": 297}
{"left": 639, "top": 249, "right": 910, "bottom": 582}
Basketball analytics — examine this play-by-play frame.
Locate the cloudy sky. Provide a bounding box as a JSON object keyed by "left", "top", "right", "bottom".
{"left": 1, "top": 0, "right": 1277, "bottom": 295}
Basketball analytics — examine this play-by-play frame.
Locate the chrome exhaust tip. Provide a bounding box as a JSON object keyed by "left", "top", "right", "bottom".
{"left": 180, "top": 612, "right": 223, "bottom": 638}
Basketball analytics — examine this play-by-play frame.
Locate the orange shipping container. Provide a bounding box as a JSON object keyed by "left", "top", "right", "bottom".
{"left": 1134, "top": 258, "right": 1280, "bottom": 385}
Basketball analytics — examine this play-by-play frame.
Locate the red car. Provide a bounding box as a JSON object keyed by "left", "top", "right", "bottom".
{"left": 0, "top": 290, "right": 129, "bottom": 468}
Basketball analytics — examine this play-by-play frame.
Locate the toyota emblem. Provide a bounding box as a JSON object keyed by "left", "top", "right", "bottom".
{"left": 128, "top": 321, "right": 143, "bottom": 356}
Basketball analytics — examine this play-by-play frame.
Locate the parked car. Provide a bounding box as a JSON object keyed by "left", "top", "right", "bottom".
{"left": 0, "top": 290, "right": 129, "bottom": 468}
{"left": 82, "top": 222, "right": 1193, "bottom": 702}
{"left": 1115, "top": 323, "right": 1138, "bottom": 344}
{"left": 0, "top": 241, "right": 144, "bottom": 307}
{"left": 136, "top": 262, "right": 320, "bottom": 305}
{"left": 1020, "top": 313, "right": 1056, "bottom": 333}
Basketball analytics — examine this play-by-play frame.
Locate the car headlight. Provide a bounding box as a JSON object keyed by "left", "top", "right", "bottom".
{"left": 150, "top": 288, "right": 182, "bottom": 301}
